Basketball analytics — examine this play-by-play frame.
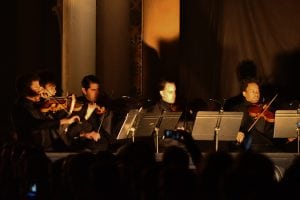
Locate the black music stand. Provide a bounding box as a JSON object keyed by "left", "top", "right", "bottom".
{"left": 116, "top": 109, "right": 140, "bottom": 141}
{"left": 157, "top": 112, "right": 182, "bottom": 137}
{"left": 273, "top": 110, "right": 300, "bottom": 154}
{"left": 135, "top": 111, "right": 182, "bottom": 153}
{"left": 192, "top": 111, "right": 243, "bottom": 151}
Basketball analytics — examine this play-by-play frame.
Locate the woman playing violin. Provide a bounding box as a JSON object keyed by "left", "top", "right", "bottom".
{"left": 229, "top": 79, "right": 277, "bottom": 152}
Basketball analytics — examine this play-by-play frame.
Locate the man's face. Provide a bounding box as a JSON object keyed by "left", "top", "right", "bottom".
{"left": 29, "top": 80, "right": 42, "bottom": 102}
{"left": 82, "top": 83, "right": 99, "bottom": 102}
{"left": 243, "top": 82, "right": 260, "bottom": 104}
{"left": 160, "top": 82, "right": 176, "bottom": 104}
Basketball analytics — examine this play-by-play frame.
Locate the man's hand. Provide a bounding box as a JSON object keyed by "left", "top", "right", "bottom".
{"left": 287, "top": 137, "right": 296, "bottom": 143}
{"left": 236, "top": 131, "right": 245, "bottom": 143}
{"left": 82, "top": 131, "right": 101, "bottom": 142}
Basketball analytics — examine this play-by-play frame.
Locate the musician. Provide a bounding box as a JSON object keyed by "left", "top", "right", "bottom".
{"left": 67, "top": 75, "right": 113, "bottom": 153}
{"left": 229, "top": 79, "right": 276, "bottom": 151}
{"left": 224, "top": 60, "right": 258, "bottom": 111}
{"left": 150, "top": 79, "right": 177, "bottom": 113}
{"left": 38, "top": 70, "right": 77, "bottom": 149}
{"left": 11, "top": 73, "right": 80, "bottom": 151}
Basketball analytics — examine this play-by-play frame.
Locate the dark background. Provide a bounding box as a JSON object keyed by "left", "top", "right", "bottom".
{"left": 1, "top": 0, "right": 300, "bottom": 144}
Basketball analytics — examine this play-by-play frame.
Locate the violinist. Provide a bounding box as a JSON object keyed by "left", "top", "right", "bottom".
{"left": 10, "top": 73, "right": 80, "bottom": 151}
{"left": 229, "top": 79, "right": 277, "bottom": 152}
{"left": 38, "top": 70, "right": 84, "bottom": 149}
{"left": 66, "top": 75, "right": 113, "bottom": 153}
{"left": 150, "top": 79, "right": 177, "bottom": 113}
{"left": 38, "top": 69, "right": 82, "bottom": 116}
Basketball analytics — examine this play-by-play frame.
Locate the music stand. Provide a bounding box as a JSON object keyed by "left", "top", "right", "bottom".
{"left": 273, "top": 110, "right": 300, "bottom": 154}
{"left": 192, "top": 111, "right": 243, "bottom": 151}
{"left": 135, "top": 111, "right": 182, "bottom": 153}
{"left": 116, "top": 109, "right": 140, "bottom": 141}
{"left": 157, "top": 112, "right": 182, "bottom": 136}
{"left": 134, "top": 113, "right": 160, "bottom": 137}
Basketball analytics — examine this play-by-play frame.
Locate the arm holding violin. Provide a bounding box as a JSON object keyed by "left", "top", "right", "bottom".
{"left": 234, "top": 102, "right": 276, "bottom": 143}
{"left": 84, "top": 103, "right": 106, "bottom": 120}
{"left": 60, "top": 115, "right": 80, "bottom": 126}
{"left": 12, "top": 99, "right": 80, "bottom": 136}
{"left": 64, "top": 101, "right": 106, "bottom": 141}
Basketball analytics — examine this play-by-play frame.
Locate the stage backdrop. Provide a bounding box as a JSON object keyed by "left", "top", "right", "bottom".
{"left": 3, "top": 0, "right": 300, "bottom": 143}
{"left": 180, "top": 0, "right": 300, "bottom": 101}
{"left": 58, "top": 0, "right": 300, "bottom": 101}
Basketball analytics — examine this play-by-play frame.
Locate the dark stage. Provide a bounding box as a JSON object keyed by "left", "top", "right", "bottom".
{"left": 46, "top": 151, "right": 298, "bottom": 179}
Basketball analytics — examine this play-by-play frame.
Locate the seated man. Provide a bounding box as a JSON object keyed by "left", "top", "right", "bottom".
{"left": 144, "top": 79, "right": 195, "bottom": 153}
{"left": 67, "top": 75, "right": 113, "bottom": 153}
{"left": 229, "top": 79, "right": 277, "bottom": 152}
{"left": 224, "top": 60, "right": 258, "bottom": 111}
{"left": 11, "top": 73, "right": 79, "bottom": 151}
{"left": 149, "top": 79, "right": 195, "bottom": 131}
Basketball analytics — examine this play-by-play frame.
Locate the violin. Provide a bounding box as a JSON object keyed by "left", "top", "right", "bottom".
{"left": 85, "top": 102, "right": 106, "bottom": 115}
{"left": 248, "top": 104, "right": 275, "bottom": 123}
{"left": 40, "top": 96, "right": 83, "bottom": 113}
{"left": 247, "top": 94, "right": 278, "bottom": 132}
{"left": 95, "top": 105, "right": 106, "bottom": 115}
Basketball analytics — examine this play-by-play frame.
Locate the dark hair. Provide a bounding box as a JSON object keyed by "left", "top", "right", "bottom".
{"left": 240, "top": 78, "right": 260, "bottom": 92}
{"left": 158, "top": 79, "right": 175, "bottom": 91}
{"left": 236, "top": 60, "right": 258, "bottom": 82}
{"left": 15, "top": 73, "right": 40, "bottom": 98}
{"left": 81, "top": 75, "right": 100, "bottom": 90}
{"left": 37, "top": 69, "right": 56, "bottom": 87}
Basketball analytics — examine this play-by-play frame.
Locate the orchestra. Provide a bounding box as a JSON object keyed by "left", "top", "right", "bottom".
{"left": 8, "top": 68, "right": 300, "bottom": 154}
{"left": 5, "top": 67, "right": 300, "bottom": 200}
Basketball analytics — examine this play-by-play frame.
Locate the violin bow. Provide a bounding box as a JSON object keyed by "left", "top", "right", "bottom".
{"left": 247, "top": 93, "right": 278, "bottom": 132}
{"left": 97, "top": 111, "right": 106, "bottom": 133}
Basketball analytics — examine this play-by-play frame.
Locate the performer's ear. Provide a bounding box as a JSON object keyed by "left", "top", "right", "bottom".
{"left": 160, "top": 90, "right": 164, "bottom": 98}
{"left": 82, "top": 88, "right": 87, "bottom": 95}
{"left": 242, "top": 91, "right": 246, "bottom": 97}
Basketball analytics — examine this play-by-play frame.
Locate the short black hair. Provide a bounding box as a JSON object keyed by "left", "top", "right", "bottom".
{"left": 158, "top": 79, "right": 175, "bottom": 91}
{"left": 236, "top": 60, "right": 258, "bottom": 82}
{"left": 15, "top": 73, "right": 40, "bottom": 98}
{"left": 37, "top": 69, "right": 56, "bottom": 87}
{"left": 81, "top": 75, "right": 100, "bottom": 89}
{"left": 240, "top": 78, "right": 260, "bottom": 92}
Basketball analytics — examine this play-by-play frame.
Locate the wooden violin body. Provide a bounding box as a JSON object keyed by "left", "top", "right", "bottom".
{"left": 247, "top": 94, "right": 278, "bottom": 132}
{"left": 248, "top": 104, "right": 275, "bottom": 123}
{"left": 40, "top": 97, "right": 83, "bottom": 113}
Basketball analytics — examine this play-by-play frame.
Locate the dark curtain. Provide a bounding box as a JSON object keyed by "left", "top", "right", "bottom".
{"left": 1, "top": 0, "right": 61, "bottom": 143}
{"left": 180, "top": 0, "right": 300, "bottom": 101}
{"left": 220, "top": 0, "right": 300, "bottom": 99}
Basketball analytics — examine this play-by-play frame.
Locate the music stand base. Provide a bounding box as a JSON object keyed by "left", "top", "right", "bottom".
{"left": 297, "top": 128, "right": 300, "bottom": 155}
{"left": 154, "top": 128, "right": 159, "bottom": 154}
{"left": 215, "top": 128, "right": 220, "bottom": 152}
